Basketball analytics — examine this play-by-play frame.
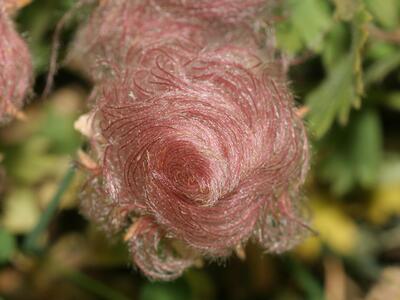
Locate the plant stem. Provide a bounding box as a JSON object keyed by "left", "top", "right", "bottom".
{"left": 23, "top": 164, "right": 76, "bottom": 253}
{"left": 65, "top": 270, "right": 131, "bottom": 300}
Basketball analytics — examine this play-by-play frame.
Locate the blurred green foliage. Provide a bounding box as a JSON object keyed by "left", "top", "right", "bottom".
{"left": 0, "top": 229, "right": 16, "bottom": 264}
{"left": 277, "top": 0, "right": 400, "bottom": 195}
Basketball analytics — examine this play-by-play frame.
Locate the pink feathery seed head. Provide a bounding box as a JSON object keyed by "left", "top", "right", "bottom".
{"left": 68, "top": 0, "right": 211, "bottom": 82}
{"left": 72, "top": 0, "right": 309, "bottom": 281}
{"left": 68, "top": 0, "right": 269, "bottom": 82}
{"left": 78, "top": 33, "right": 310, "bottom": 279}
{"left": 0, "top": 6, "right": 32, "bottom": 123}
{"left": 152, "top": 0, "right": 267, "bottom": 23}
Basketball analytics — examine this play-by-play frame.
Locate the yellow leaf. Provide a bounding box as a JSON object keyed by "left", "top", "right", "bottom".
{"left": 368, "top": 184, "right": 400, "bottom": 224}
{"left": 295, "top": 236, "right": 322, "bottom": 261}
{"left": 1, "top": 189, "right": 40, "bottom": 234}
{"left": 311, "top": 200, "right": 359, "bottom": 255}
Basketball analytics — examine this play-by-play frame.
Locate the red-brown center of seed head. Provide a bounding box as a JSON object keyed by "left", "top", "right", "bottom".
{"left": 152, "top": 140, "right": 217, "bottom": 205}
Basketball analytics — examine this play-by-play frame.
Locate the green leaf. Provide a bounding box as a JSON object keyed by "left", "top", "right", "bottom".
{"left": 7, "top": 137, "right": 69, "bottom": 185}
{"left": 367, "top": 42, "right": 399, "bottom": 61}
{"left": 185, "top": 270, "right": 215, "bottom": 300}
{"left": 319, "top": 148, "right": 356, "bottom": 195}
{"left": 352, "top": 110, "right": 382, "bottom": 188}
{"left": 276, "top": 0, "right": 332, "bottom": 54}
{"left": 384, "top": 92, "right": 400, "bottom": 111}
{"left": 17, "top": 0, "right": 83, "bottom": 73}
{"left": 290, "top": 0, "right": 332, "bottom": 52}
{"left": 332, "top": 0, "right": 362, "bottom": 21}
{"left": 364, "top": 0, "right": 399, "bottom": 29}
{"left": 306, "top": 55, "right": 356, "bottom": 137}
{"left": 39, "top": 108, "right": 81, "bottom": 154}
{"left": 322, "top": 23, "right": 348, "bottom": 70}
{"left": 286, "top": 257, "right": 324, "bottom": 300}
{"left": 364, "top": 51, "right": 400, "bottom": 85}
{"left": 0, "top": 229, "right": 16, "bottom": 264}
{"left": 276, "top": 21, "right": 304, "bottom": 54}
{"left": 140, "top": 281, "right": 190, "bottom": 300}
{"left": 351, "top": 6, "right": 372, "bottom": 99}
{"left": 318, "top": 109, "right": 382, "bottom": 195}
{"left": 306, "top": 4, "right": 371, "bottom": 137}
{"left": 65, "top": 270, "right": 130, "bottom": 300}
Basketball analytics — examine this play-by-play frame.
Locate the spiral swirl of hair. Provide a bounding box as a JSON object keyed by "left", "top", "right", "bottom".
{"left": 75, "top": 0, "right": 310, "bottom": 280}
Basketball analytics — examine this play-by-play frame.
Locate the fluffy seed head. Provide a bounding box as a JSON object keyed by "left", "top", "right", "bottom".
{"left": 69, "top": 0, "right": 206, "bottom": 81}
{"left": 75, "top": 0, "right": 310, "bottom": 280}
{"left": 0, "top": 6, "right": 32, "bottom": 123}
{"left": 68, "top": 0, "right": 266, "bottom": 82}
{"left": 151, "top": 0, "right": 266, "bottom": 23}
{"left": 80, "top": 41, "right": 309, "bottom": 280}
